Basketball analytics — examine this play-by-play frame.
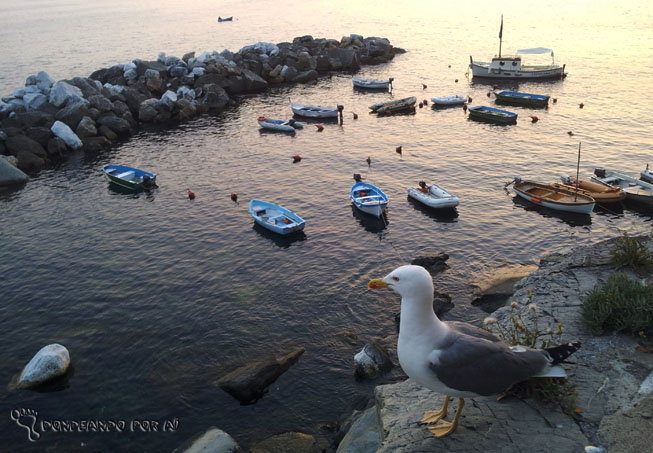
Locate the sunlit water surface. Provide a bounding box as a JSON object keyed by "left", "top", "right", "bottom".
{"left": 1, "top": 0, "right": 652, "bottom": 450}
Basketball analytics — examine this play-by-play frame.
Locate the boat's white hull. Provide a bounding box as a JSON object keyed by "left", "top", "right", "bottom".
{"left": 470, "top": 61, "right": 565, "bottom": 79}
{"left": 513, "top": 189, "right": 595, "bottom": 214}
{"left": 407, "top": 185, "right": 459, "bottom": 209}
{"left": 258, "top": 121, "right": 295, "bottom": 132}
{"left": 592, "top": 171, "right": 653, "bottom": 206}
{"left": 431, "top": 95, "right": 466, "bottom": 106}
{"left": 290, "top": 103, "right": 338, "bottom": 118}
{"left": 353, "top": 77, "right": 390, "bottom": 90}
{"left": 641, "top": 169, "right": 653, "bottom": 184}
{"left": 354, "top": 201, "right": 387, "bottom": 218}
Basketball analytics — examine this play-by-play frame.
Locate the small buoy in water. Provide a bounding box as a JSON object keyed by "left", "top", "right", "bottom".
{"left": 230, "top": 192, "right": 238, "bottom": 202}
{"left": 530, "top": 116, "right": 539, "bottom": 123}
{"left": 396, "top": 146, "right": 402, "bottom": 156}
{"left": 448, "top": 64, "right": 451, "bottom": 68}
{"left": 292, "top": 155, "right": 302, "bottom": 163}
{"left": 467, "top": 96, "right": 472, "bottom": 103}
{"left": 579, "top": 102, "right": 584, "bottom": 108}
{"left": 187, "top": 189, "right": 195, "bottom": 200}
{"left": 552, "top": 98, "right": 558, "bottom": 103}
{"left": 423, "top": 99, "right": 428, "bottom": 105}
{"left": 568, "top": 131, "right": 574, "bottom": 136}
{"left": 422, "top": 83, "right": 427, "bottom": 89}
{"left": 487, "top": 92, "right": 491, "bottom": 97}
{"left": 366, "top": 156, "right": 371, "bottom": 167}
{"left": 419, "top": 102, "right": 424, "bottom": 108}
{"left": 353, "top": 112, "right": 358, "bottom": 119}
{"left": 315, "top": 124, "right": 324, "bottom": 131}
{"left": 455, "top": 79, "right": 459, "bottom": 83}
{"left": 462, "top": 103, "right": 468, "bottom": 112}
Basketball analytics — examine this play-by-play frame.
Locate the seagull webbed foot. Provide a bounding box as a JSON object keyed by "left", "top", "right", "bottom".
{"left": 426, "top": 397, "right": 465, "bottom": 438}
{"left": 420, "top": 395, "right": 450, "bottom": 424}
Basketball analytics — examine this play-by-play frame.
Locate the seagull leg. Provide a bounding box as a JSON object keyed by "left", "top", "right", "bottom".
{"left": 420, "top": 395, "right": 450, "bottom": 424}
{"left": 427, "top": 398, "right": 465, "bottom": 438}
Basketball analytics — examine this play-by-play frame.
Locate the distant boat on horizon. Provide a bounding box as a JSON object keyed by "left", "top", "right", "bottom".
{"left": 217, "top": 16, "right": 233, "bottom": 22}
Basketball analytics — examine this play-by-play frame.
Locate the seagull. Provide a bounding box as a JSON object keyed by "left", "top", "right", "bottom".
{"left": 368, "top": 265, "right": 580, "bottom": 438}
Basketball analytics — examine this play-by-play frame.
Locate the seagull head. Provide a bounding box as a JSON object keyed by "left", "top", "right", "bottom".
{"left": 368, "top": 265, "right": 433, "bottom": 301}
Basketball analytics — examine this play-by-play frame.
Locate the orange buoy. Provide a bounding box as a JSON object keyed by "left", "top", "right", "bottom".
{"left": 454, "top": 79, "right": 459, "bottom": 83}
{"left": 395, "top": 146, "right": 402, "bottom": 156}
{"left": 530, "top": 116, "right": 539, "bottom": 123}
{"left": 423, "top": 99, "right": 428, "bottom": 105}
{"left": 292, "top": 155, "right": 302, "bottom": 163}
{"left": 422, "top": 83, "right": 427, "bottom": 89}
{"left": 366, "top": 156, "right": 371, "bottom": 167}
{"left": 187, "top": 189, "right": 195, "bottom": 200}
{"left": 230, "top": 192, "right": 238, "bottom": 202}
{"left": 552, "top": 98, "right": 558, "bottom": 103}
{"left": 579, "top": 102, "right": 584, "bottom": 108}
{"left": 487, "top": 92, "right": 491, "bottom": 97}
{"left": 419, "top": 102, "right": 424, "bottom": 108}
{"left": 315, "top": 124, "right": 324, "bottom": 131}
{"left": 462, "top": 103, "right": 468, "bottom": 112}
{"left": 353, "top": 112, "right": 358, "bottom": 119}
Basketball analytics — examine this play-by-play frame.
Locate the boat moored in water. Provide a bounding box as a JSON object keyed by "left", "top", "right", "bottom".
{"left": 555, "top": 175, "right": 625, "bottom": 204}
{"left": 353, "top": 77, "right": 393, "bottom": 90}
{"left": 407, "top": 181, "right": 459, "bottom": 209}
{"left": 431, "top": 95, "right": 467, "bottom": 107}
{"left": 249, "top": 199, "right": 306, "bottom": 235}
{"left": 494, "top": 90, "right": 550, "bottom": 107}
{"left": 511, "top": 177, "right": 595, "bottom": 214}
{"left": 369, "top": 96, "right": 416, "bottom": 114}
{"left": 468, "top": 105, "right": 517, "bottom": 124}
{"left": 591, "top": 168, "right": 653, "bottom": 207}
{"left": 257, "top": 116, "right": 303, "bottom": 132}
{"left": 350, "top": 180, "right": 389, "bottom": 218}
{"left": 290, "top": 102, "right": 343, "bottom": 118}
{"left": 103, "top": 165, "right": 157, "bottom": 192}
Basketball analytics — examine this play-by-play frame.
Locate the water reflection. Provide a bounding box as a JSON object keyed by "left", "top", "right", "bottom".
{"left": 407, "top": 197, "right": 459, "bottom": 223}
{"left": 351, "top": 204, "right": 388, "bottom": 234}
{"left": 258, "top": 129, "right": 297, "bottom": 137}
{"left": 511, "top": 195, "right": 592, "bottom": 227}
{"left": 251, "top": 222, "right": 307, "bottom": 248}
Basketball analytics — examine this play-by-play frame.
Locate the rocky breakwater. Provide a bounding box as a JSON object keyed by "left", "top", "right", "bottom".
{"left": 0, "top": 35, "right": 404, "bottom": 183}
{"left": 338, "top": 236, "right": 653, "bottom": 453}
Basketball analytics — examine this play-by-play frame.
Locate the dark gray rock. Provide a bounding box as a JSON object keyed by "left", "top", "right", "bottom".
{"left": 16, "top": 150, "right": 46, "bottom": 171}
{"left": 25, "top": 127, "right": 52, "bottom": 149}
{"left": 13, "top": 344, "right": 71, "bottom": 390}
{"left": 89, "top": 65, "right": 123, "bottom": 84}
{"left": 194, "top": 73, "right": 229, "bottom": 90}
{"left": 97, "top": 114, "right": 132, "bottom": 136}
{"left": 169, "top": 65, "right": 188, "bottom": 78}
{"left": 111, "top": 100, "right": 130, "bottom": 117}
{"left": 5, "top": 135, "right": 47, "bottom": 158}
{"left": 47, "top": 137, "right": 68, "bottom": 156}
{"left": 411, "top": 253, "right": 449, "bottom": 275}
{"left": 82, "top": 136, "right": 111, "bottom": 152}
{"left": 250, "top": 432, "right": 329, "bottom": 453}
{"left": 336, "top": 407, "right": 380, "bottom": 453}
{"left": 174, "top": 99, "right": 197, "bottom": 121}
{"left": 0, "top": 156, "right": 29, "bottom": 186}
{"left": 354, "top": 341, "right": 394, "bottom": 379}
{"left": 55, "top": 99, "right": 89, "bottom": 129}
{"left": 327, "top": 47, "right": 360, "bottom": 70}
{"left": 68, "top": 77, "right": 101, "bottom": 98}
{"left": 291, "top": 70, "right": 318, "bottom": 83}
{"left": 240, "top": 69, "right": 268, "bottom": 92}
{"left": 217, "top": 346, "right": 305, "bottom": 404}
{"left": 134, "top": 60, "right": 167, "bottom": 78}
{"left": 12, "top": 111, "right": 55, "bottom": 129}
{"left": 98, "top": 125, "right": 118, "bottom": 142}
{"left": 88, "top": 94, "right": 112, "bottom": 113}
{"left": 198, "top": 85, "right": 229, "bottom": 110}
{"left": 87, "top": 107, "right": 101, "bottom": 121}
{"left": 121, "top": 87, "right": 149, "bottom": 116}
{"left": 76, "top": 116, "right": 97, "bottom": 138}
{"left": 138, "top": 99, "right": 159, "bottom": 123}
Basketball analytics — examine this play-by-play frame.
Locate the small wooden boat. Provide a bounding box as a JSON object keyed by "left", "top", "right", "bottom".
{"left": 494, "top": 90, "right": 550, "bottom": 107}
{"left": 257, "top": 116, "right": 303, "bottom": 132}
{"left": 217, "top": 16, "right": 233, "bottom": 22}
{"left": 468, "top": 105, "right": 517, "bottom": 124}
{"left": 555, "top": 175, "right": 625, "bottom": 204}
{"left": 290, "top": 102, "right": 342, "bottom": 118}
{"left": 407, "top": 181, "right": 459, "bottom": 209}
{"left": 103, "top": 165, "right": 157, "bottom": 191}
{"left": 641, "top": 165, "right": 653, "bottom": 184}
{"left": 431, "top": 95, "right": 466, "bottom": 107}
{"left": 353, "top": 77, "right": 393, "bottom": 90}
{"left": 511, "top": 177, "right": 595, "bottom": 214}
{"left": 249, "top": 199, "right": 306, "bottom": 235}
{"left": 591, "top": 168, "right": 653, "bottom": 206}
{"left": 369, "top": 96, "right": 416, "bottom": 114}
{"left": 350, "top": 181, "right": 389, "bottom": 218}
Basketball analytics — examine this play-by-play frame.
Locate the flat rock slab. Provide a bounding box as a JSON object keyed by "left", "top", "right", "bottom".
{"left": 599, "top": 392, "right": 653, "bottom": 453}
{"left": 375, "top": 379, "right": 586, "bottom": 453}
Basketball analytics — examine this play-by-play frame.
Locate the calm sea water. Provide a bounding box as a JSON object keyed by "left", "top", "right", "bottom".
{"left": 1, "top": 0, "right": 652, "bottom": 450}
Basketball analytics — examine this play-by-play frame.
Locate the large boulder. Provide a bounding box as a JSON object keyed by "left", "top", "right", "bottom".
{"left": 82, "top": 136, "right": 111, "bottom": 152}
{"left": 88, "top": 94, "right": 112, "bottom": 113}
{"left": 75, "top": 116, "right": 98, "bottom": 138}
{"left": 121, "top": 87, "right": 149, "bottom": 115}
{"left": 217, "top": 347, "right": 305, "bottom": 404}
{"left": 353, "top": 341, "right": 394, "bottom": 379}
{"left": 0, "top": 156, "right": 29, "bottom": 186}
{"left": 11, "top": 111, "right": 55, "bottom": 129}
{"left": 240, "top": 69, "right": 268, "bottom": 92}
{"left": 25, "top": 126, "right": 52, "bottom": 149}
{"left": 51, "top": 120, "right": 83, "bottom": 149}
{"left": 250, "top": 432, "right": 329, "bottom": 453}
{"left": 68, "top": 77, "right": 102, "bottom": 98}
{"left": 23, "top": 93, "right": 48, "bottom": 112}
{"left": 5, "top": 135, "right": 47, "bottom": 158}
{"left": 174, "top": 99, "right": 197, "bottom": 121}
{"left": 411, "top": 253, "right": 449, "bottom": 275}
{"left": 138, "top": 99, "right": 159, "bottom": 123}
{"left": 327, "top": 48, "right": 360, "bottom": 71}
{"left": 26, "top": 71, "right": 55, "bottom": 92}
{"left": 174, "top": 427, "right": 242, "bottom": 453}
{"left": 14, "top": 344, "right": 71, "bottom": 389}
{"left": 47, "top": 137, "right": 68, "bottom": 156}
{"left": 291, "top": 70, "right": 318, "bottom": 84}
{"left": 198, "top": 84, "right": 229, "bottom": 110}
{"left": 48, "top": 81, "right": 84, "bottom": 108}
{"left": 159, "top": 90, "right": 177, "bottom": 111}
{"left": 55, "top": 99, "right": 90, "bottom": 129}
{"left": 16, "top": 150, "right": 45, "bottom": 171}
{"left": 96, "top": 114, "right": 132, "bottom": 136}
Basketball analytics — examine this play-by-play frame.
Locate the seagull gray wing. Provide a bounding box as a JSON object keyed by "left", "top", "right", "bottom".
{"left": 446, "top": 321, "right": 502, "bottom": 342}
{"left": 430, "top": 334, "right": 547, "bottom": 396}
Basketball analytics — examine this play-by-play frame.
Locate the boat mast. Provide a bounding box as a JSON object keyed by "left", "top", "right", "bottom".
{"left": 574, "top": 142, "right": 581, "bottom": 202}
{"left": 498, "top": 14, "right": 503, "bottom": 58}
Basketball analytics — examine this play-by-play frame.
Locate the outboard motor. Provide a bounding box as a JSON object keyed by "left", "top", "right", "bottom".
{"left": 594, "top": 168, "right": 606, "bottom": 178}
{"left": 418, "top": 181, "right": 427, "bottom": 189}
{"left": 560, "top": 174, "right": 571, "bottom": 185}
{"left": 142, "top": 175, "right": 155, "bottom": 189}
{"left": 389, "top": 77, "right": 394, "bottom": 91}
{"left": 353, "top": 173, "right": 362, "bottom": 182}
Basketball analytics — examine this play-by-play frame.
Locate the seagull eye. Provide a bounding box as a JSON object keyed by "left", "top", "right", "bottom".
{"left": 392, "top": 276, "right": 399, "bottom": 282}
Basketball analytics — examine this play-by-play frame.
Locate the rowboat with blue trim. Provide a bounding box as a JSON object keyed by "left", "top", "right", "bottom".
{"left": 494, "top": 90, "right": 550, "bottom": 107}
{"left": 290, "top": 102, "right": 343, "bottom": 118}
{"left": 249, "top": 199, "right": 306, "bottom": 235}
{"left": 468, "top": 105, "right": 517, "bottom": 124}
{"left": 103, "top": 165, "right": 157, "bottom": 191}
{"left": 431, "top": 95, "right": 466, "bottom": 107}
{"left": 350, "top": 181, "right": 389, "bottom": 218}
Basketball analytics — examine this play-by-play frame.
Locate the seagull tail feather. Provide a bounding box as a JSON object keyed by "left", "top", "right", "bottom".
{"left": 544, "top": 341, "right": 581, "bottom": 365}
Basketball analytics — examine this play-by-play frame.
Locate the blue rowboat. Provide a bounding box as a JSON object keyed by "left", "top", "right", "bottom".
{"left": 350, "top": 181, "right": 389, "bottom": 218}
{"left": 494, "top": 90, "right": 550, "bottom": 107}
{"left": 353, "top": 77, "right": 393, "bottom": 90}
{"left": 468, "top": 105, "right": 517, "bottom": 124}
{"left": 103, "top": 165, "right": 157, "bottom": 191}
{"left": 217, "top": 16, "right": 233, "bottom": 22}
{"left": 249, "top": 199, "right": 306, "bottom": 235}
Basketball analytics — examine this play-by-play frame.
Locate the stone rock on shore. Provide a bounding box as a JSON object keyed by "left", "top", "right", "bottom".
{"left": 354, "top": 341, "right": 394, "bottom": 379}
{"left": 174, "top": 427, "right": 242, "bottom": 453}
{"left": 48, "top": 81, "right": 83, "bottom": 108}
{"left": 13, "top": 344, "right": 71, "bottom": 389}
{"left": 217, "top": 346, "right": 305, "bottom": 404}
{"left": 0, "top": 155, "right": 29, "bottom": 186}
{"left": 250, "top": 432, "right": 329, "bottom": 453}
{"left": 51, "top": 120, "right": 82, "bottom": 149}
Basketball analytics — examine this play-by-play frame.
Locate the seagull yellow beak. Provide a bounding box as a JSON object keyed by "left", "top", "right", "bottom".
{"left": 368, "top": 278, "right": 389, "bottom": 289}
